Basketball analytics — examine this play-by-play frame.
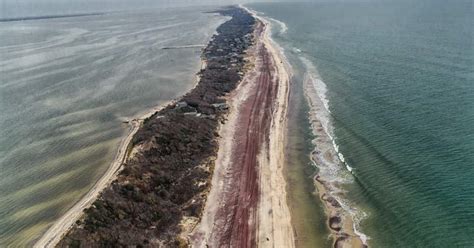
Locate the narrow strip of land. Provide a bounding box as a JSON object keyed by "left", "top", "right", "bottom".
{"left": 191, "top": 8, "right": 295, "bottom": 247}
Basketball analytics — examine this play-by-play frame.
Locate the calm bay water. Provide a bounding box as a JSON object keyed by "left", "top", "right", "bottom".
{"left": 0, "top": 7, "right": 225, "bottom": 246}
{"left": 249, "top": 1, "right": 473, "bottom": 247}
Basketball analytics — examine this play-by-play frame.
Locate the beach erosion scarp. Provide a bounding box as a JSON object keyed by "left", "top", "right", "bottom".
{"left": 39, "top": 6, "right": 256, "bottom": 247}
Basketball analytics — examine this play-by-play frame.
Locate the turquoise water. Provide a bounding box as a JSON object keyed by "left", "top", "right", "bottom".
{"left": 249, "top": 1, "right": 473, "bottom": 247}
{"left": 0, "top": 7, "right": 225, "bottom": 246}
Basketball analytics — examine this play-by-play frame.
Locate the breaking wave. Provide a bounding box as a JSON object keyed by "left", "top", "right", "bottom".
{"left": 268, "top": 17, "right": 288, "bottom": 34}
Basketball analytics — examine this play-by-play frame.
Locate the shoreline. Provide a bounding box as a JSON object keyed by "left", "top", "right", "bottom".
{"left": 304, "top": 70, "right": 368, "bottom": 247}
{"left": 33, "top": 88, "right": 177, "bottom": 248}
{"left": 33, "top": 38, "right": 211, "bottom": 248}
{"left": 34, "top": 118, "right": 137, "bottom": 248}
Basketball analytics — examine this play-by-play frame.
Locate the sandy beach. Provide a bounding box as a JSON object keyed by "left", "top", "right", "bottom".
{"left": 190, "top": 7, "right": 295, "bottom": 247}
{"left": 252, "top": 9, "right": 295, "bottom": 248}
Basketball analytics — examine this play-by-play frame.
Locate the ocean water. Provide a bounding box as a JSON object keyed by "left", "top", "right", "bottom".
{"left": 249, "top": 1, "right": 473, "bottom": 247}
{"left": 0, "top": 7, "right": 225, "bottom": 246}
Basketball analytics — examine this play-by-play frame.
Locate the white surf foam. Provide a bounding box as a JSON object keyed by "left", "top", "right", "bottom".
{"left": 301, "top": 55, "right": 369, "bottom": 244}
{"left": 346, "top": 163, "right": 354, "bottom": 172}
{"left": 267, "top": 17, "right": 288, "bottom": 34}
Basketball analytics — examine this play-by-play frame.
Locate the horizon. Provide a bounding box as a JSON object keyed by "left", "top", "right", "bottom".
{"left": 1, "top": 0, "right": 464, "bottom": 19}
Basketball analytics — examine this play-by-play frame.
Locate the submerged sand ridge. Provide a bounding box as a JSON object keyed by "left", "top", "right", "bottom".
{"left": 191, "top": 7, "right": 295, "bottom": 248}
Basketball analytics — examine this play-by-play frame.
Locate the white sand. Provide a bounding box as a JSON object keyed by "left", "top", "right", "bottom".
{"left": 251, "top": 9, "right": 295, "bottom": 248}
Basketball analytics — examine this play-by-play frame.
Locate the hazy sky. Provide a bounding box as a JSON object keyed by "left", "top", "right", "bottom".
{"left": 0, "top": 0, "right": 271, "bottom": 8}
{"left": 0, "top": 0, "right": 280, "bottom": 18}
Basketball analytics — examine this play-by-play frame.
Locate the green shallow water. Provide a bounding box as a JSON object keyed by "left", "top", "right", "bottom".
{"left": 285, "top": 51, "right": 332, "bottom": 247}
{"left": 249, "top": 1, "right": 473, "bottom": 247}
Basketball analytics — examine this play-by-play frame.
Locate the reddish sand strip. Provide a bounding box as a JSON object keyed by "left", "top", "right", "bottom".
{"left": 191, "top": 20, "right": 276, "bottom": 247}
{"left": 191, "top": 11, "right": 295, "bottom": 247}
{"left": 214, "top": 26, "right": 276, "bottom": 248}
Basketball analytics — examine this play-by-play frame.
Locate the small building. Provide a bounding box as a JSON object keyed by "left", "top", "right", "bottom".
{"left": 175, "top": 101, "right": 188, "bottom": 109}
{"left": 212, "top": 103, "right": 229, "bottom": 111}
